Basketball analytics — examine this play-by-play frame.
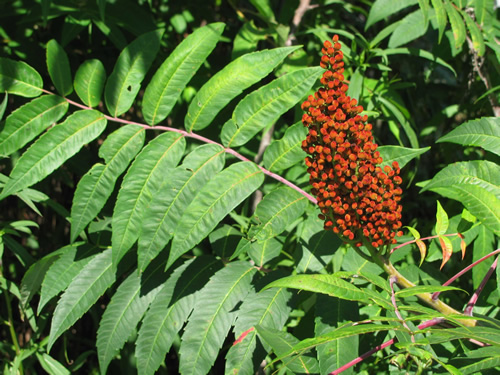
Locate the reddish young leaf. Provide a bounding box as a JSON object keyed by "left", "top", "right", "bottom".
{"left": 439, "top": 235, "right": 453, "bottom": 270}
{"left": 416, "top": 239, "right": 427, "bottom": 266}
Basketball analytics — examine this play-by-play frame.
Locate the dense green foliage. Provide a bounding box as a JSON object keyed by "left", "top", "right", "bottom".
{"left": 0, "top": 1, "right": 499, "bottom": 374}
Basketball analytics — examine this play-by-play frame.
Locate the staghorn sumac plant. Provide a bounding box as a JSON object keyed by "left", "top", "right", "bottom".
{"left": 0, "top": 1, "right": 499, "bottom": 375}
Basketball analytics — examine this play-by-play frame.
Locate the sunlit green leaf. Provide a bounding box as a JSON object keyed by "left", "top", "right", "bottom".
{"left": 46, "top": 39, "right": 73, "bottom": 96}
{"left": 365, "top": 0, "right": 418, "bottom": 30}
{"left": 378, "top": 146, "right": 430, "bottom": 169}
{"left": 431, "top": 0, "right": 448, "bottom": 43}
{"left": 74, "top": 59, "right": 107, "bottom": 108}
{"left": 0, "top": 58, "right": 43, "bottom": 97}
{"left": 388, "top": 10, "right": 427, "bottom": 48}
{"left": 444, "top": 0, "right": 466, "bottom": 49}
{"left": 263, "top": 122, "right": 307, "bottom": 172}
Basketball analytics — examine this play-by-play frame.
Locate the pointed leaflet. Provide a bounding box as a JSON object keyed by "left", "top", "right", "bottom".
{"left": 462, "top": 10, "right": 485, "bottom": 57}
{"left": 46, "top": 39, "right": 73, "bottom": 96}
{"left": 142, "top": 23, "right": 224, "bottom": 125}
{"left": 71, "top": 125, "right": 145, "bottom": 242}
{"left": 437, "top": 117, "right": 500, "bottom": 156}
{"left": 431, "top": 0, "right": 448, "bottom": 43}
{"left": 295, "top": 216, "right": 342, "bottom": 273}
{"left": 74, "top": 59, "right": 107, "bottom": 108}
{"left": 378, "top": 146, "right": 430, "bottom": 169}
{"left": 0, "top": 110, "right": 107, "bottom": 199}
{"left": 315, "top": 295, "right": 359, "bottom": 375}
{"left": 435, "top": 201, "right": 449, "bottom": 235}
{"left": 0, "top": 95, "right": 68, "bottom": 157}
{"left": 48, "top": 248, "right": 115, "bottom": 352}
{"left": 168, "top": 162, "right": 264, "bottom": 269}
{"left": 388, "top": 10, "right": 427, "bottom": 48}
{"left": 430, "top": 185, "right": 500, "bottom": 235}
{"left": 255, "top": 325, "right": 320, "bottom": 374}
{"left": 105, "top": 30, "right": 163, "bottom": 117}
{"left": 422, "top": 160, "right": 500, "bottom": 197}
{"left": 263, "top": 121, "right": 307, "bottom": 172}
{"left": 136, "top": 256, "right": 222, "bottom": 375}
{"left": 221, "top": 67, "right": 324, "bottom": 147}
{"left": 444, "top": 0, "right": 466, "bottom": 49}
{"left": 38, "top": 243, "right": 99, "bottom": 313}
{"left": 365, "top": 0, "right": 418, "bottom": 29}
{"left": 248, "top": 237, "right": 283, "bottom": 267}
{"left": 138, "top": 144, "right": 225, "bottom": 271}
{"left": 248, "top": 186, "right": 307, "bottom": 242}
{"left": 0, "top": 58, "right": 43, "bottom": 97}
{"left": 97, "top": 255, "right": 167, "bottom": 374}
{"left": 112, "top": 132, "right": 185, "bottom": 265}
{"left": 185, "top": 46, "right": 300, "bottom": 132}
{"left": 179, "top": 261, "right": 256, "bottom": 375}
{"left": 226, "top": 276, "right": 292, "bottom": 375}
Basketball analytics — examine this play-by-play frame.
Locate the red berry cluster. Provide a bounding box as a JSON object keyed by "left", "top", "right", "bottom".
{"left": 301, "top": 35, "right": 403, "bottom": 248}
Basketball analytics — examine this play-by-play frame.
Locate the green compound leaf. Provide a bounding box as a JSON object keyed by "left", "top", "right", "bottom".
{"left": 179, "top": 261, "right": 256, "bottom": 375}
{"left": 38, "top": 243, "right": 99, "bottom": 313}
{"left": 48, "top": 248, "right": 115, "bottom": 352}
{"left": 226, "top": 282, "right": 292, "bottom": 375}
{"left": 137, "top": 144, "right": 225, "bottom": 271}
{"left": 255, "top": 325, "right": 320, "bottom": 374}
{"left": 437, "top": 117, "right": 500, "bottom": 156}
{"left": 0, "top": 110, "right": 107, "bottom": 199}
{"left": 96, "top": 257, "right": 166, "bottom": 374}
{"left": 136, "top": 256, "right": 222, "bottom": 375}
{"left": 388, "top": 9, "right": 428, "bottom": 48}
{"left": 459, "top": 356, "right": 500, "bottom": 375}
{"left": 365, "top": 0, "right": 418, "bottom": 30}
{"left": 168, "top": 161, "right": 264, "bottom": 269}
{"left": 0, "top": 95, "right": 68, "bottom": 157}
{"left": 378, "top": 145, "right": 430, "bottom": 169}
{"left": 444, "top": 0, "right": 466, "bottom": 49}
{"left": 74, "top": 59, "right": 107, "bottom": 108}
{"left": 422, "top": 160, "right": 500, "bottom": 197}
{"left": 221, "top": 66, "right": 323, "bottom": 147}
{"left": 431, "top": 0, "right": 448, "bottom": 43}
{"left": 249, "top": 186, "right": 307, "bottom": 242}
{"left": 430, "top": 185, "right": 500, "bottom": 235}
{"left": 105, "top": 30, "right": 163, "bottom": 117}
{"left": 263, "top": 122, "right": 307, "bottom": 172}
{"left": 185, "top": 46, "right": 300, "bottom": 132}
{"left": 142, "top": 23, "right": 224, "bottom": 125}
{"left": 0, "top": 57, "right": 43, "bottom": 97}
{"left": 46, "top": 39, "right": 73, "bottom": 96}
{"left": 112, "top": 132, "right": 185, "bottom": 266}
{"left": 71, "top": 125, "right": 145, "bottom": 242}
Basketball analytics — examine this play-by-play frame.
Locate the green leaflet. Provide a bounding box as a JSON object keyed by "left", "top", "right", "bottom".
{"left": 36, "top": 353, "right": 70, "bottom": 375}
{"left": 346, "top": 67, "right": 364, "bottom": 102}
{"left": 38, "top": 243, "right": 99, "bottom": 313}
{"left": 96, "top": 255, "right": 167, "bottom": 374}
{"left": 378, "top": 96, "right": 419, "bottom": 148}
{"left": 431, "top": 0, "right": 447, "bottom": 43}
{"left": 444, "top": 0, "right": 466, "bottom": 49}
{"left": 137, "top": 144, "right": 225, "bottom": 271}
{"left": 378, "top": 145, "right": 430, "bottom": 169}
{"left": 249, "top": 186, "right": 307, "bottom": 242}
{"left": 255, "top": 325, "right": 320, "bottom": 374}
{"left": 135, "top": 256, "right": 222, "bottom": 375}
{"left": 365, "top": 0, "right": 418, "bottom": 29}
{"left": 0, "top": 110, "right": 107, "bottom": 199}
{"left": 221, "top": 66, "right": 324, "bottom": 147}
{"left": 263, "top": 122, "right": 307, "bottom": 172}
{"left": 46, "top": 39, "right": 73, "bottom": 96}
{"left": 226, "top": 276, "right": 292, "bottom": 375}
{"left": 185, "top": 46, "right": 301, "bottom": 132}
{"left": 0, "top": 57, "right": 43, "bottom": 97}
{"left": 437, "top": 117, "right": 500, "bottom": 156}
{"left": 0, "top": 92, "right": 7, "bottom": 121}
{"left": 179, "top": 261, "right": 256, "bottom": 375}
{"left": 421, "top": 326, "right": 500, "bottom": 347}
{"left": 105, "top": 29, "right": 163, "bottom": 117}
{"left": 0, "top": 95, "right": 68, "bottom": 157}
{"left": 74, "top": 59, "right": 107, "bottom": 108}
{"left": 422, "top": 160, "right": 500, "bottom": 198}
{"left": 435, "top": 201, "right": 449, "bottom": 235}
{"left": 459, "top": 356, "right": 500, "bottom": 375}
{"left": 264, "top": 274, "right": 374, "bottom": 304}
{"left": 249, "top": 0, "right": 275, "bottom": 22}
{"left": 462, "top": 10, "right": 485, "bottom": 56}
{"left": 248, "top": 237, "right": 283, "bottom": 267}
{"left": 209, "top": 225, "right": 243, "bottom": 259}
{"left": 395, "top": 285, "right": 464, "bottom": 298}
{"left": 48, "top": 248, "right": 116, "bottom": 352}
{"left": 295, "top": 216, "right": 341, "bottom": 274}
{"left": 168, "top": 161, "right": 264, "bottom": 269}
{"left": 315, "top": 296, "right": 359, "bottom": 375}
{"left": 430, "top": 185, "right": 500, "bottom": 235}
{"left": 112, "top": 132, "right": 185, "bottom": 266}
{"left": 472, "top": 226, "right": 496, "bottom": 289}
{"left": 71, "top": 125, "right": 145, "bottom": 242}
{"left": 142, "top": 23, "right": 224, "bottom": 125}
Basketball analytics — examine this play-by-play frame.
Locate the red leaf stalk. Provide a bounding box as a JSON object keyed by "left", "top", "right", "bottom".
{"left": 301, "top": 35, "right": 403, "bottom": 248}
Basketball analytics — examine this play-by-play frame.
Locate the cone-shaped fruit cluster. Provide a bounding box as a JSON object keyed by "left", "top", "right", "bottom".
{"left": 301, "top": 35, "right": 403, "bottom": 248}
